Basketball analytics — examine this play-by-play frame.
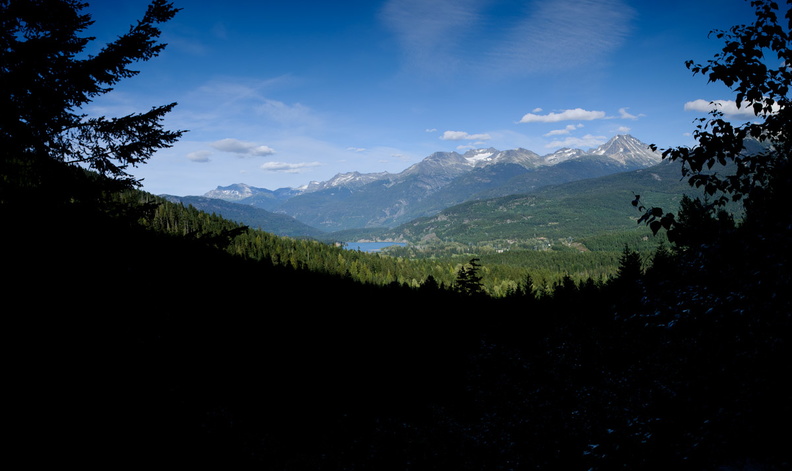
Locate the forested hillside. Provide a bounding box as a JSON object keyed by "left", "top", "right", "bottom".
{"left": 199, "top": 135, "right": 662, "bottom": 232}
{"left": 162, "top": 194, "right": 328, "bottom": 239}
{"left": 131, "top": 191, "right": 632, "bottom": 294}
{"left": 3, "top": 1, "right": 790, "bottom": 470}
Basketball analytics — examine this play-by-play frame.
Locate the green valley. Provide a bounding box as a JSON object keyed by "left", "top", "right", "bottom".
{"left": 3, "top": 1, "right": 790, "bottom": 469}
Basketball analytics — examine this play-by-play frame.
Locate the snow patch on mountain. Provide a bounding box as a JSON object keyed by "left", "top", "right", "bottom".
{"left": 464, "top": 149, "right": 495, "bottom": 165}
{"left": 543, "top": 148, "right": 584, "bottom": 164}
{"left": 301, "top": 171, "right": 392, "bottom": 192}
{"left": 203, "top": 135, "right": 661, "bottom": 200}
{"left": 589, "top": 134, "right": 661, "bottom": 166}
{"left": 205, "top": 183, "right": 259, "bottom": 200}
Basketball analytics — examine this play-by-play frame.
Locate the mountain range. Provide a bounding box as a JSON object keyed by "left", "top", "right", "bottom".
{"left": 382, "top": 158, "right": 694, "bottom": 248}
{"left": 189, "top": 135, "right": 663, "bottom": 233}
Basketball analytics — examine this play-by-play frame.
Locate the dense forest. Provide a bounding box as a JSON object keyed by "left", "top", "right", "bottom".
{"left": 131, "top": 191, "right": 657, "bottom": 295}
{"left": 3, "top": 1, "right": 790, "bottom": 469}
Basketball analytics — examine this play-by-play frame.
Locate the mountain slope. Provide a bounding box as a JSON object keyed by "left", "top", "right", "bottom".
{"left": 204, "top": 183, "right": 303, "bottom": 212}
{"left": 244, "top": 135, "right": 662, "bottom": 231}
{"left": 472, "top": 153, "right": 645, "bottom": 200}
{"left": 384, "top": 160, "right": 693, "bottom": 247}
{"left": 163, "top": 195, "right": 327, "bottom": 238}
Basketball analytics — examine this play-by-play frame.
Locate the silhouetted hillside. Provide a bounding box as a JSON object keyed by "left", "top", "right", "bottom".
{"left": 6, "top": 183, "right": 789, "bottom": 469}
{"left": 6, "top": 1, "right": 789, "bottom": 468}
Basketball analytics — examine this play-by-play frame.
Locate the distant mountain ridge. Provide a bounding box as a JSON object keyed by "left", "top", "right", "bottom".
{"left": 382, "top": 159, "right": 694, "bottom": 246}
{"left": 161, "top": 194, "right": 327, "bottom": 239}
{"left": 201, "top": 135, "right": 662, "bottom": 231}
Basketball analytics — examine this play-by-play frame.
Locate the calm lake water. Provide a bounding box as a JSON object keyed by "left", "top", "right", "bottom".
{"left": 344, "top": 242, "right": 407, "bottom": 252}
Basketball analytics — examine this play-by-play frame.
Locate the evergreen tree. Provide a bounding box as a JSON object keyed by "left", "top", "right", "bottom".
{"left": 615, "top": 244, "right": 642, "bottom": 283}
{"left": 519, "top": 273, "right": 536, "bottom": 301}
{"left": 455, "top": 258, "right": 485, "bottom": 296}
{"left": 0, "top": 0, "right": 183, "bottom": 208}
{"left": 1, "top": 0, "right": 186, "bottom": 299}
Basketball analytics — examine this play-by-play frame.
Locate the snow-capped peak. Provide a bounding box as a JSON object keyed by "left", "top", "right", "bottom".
{"left": 204, "top": 183, "right": 258, "bottom": 200}
{"left": 203, "top": 135, "right": 661, "bottom": 198}
{"left": 590, "top": 134, "right": 662, "bottom": 165}
{"left": 463, "top": 148, "right": 496, "bottom": 165}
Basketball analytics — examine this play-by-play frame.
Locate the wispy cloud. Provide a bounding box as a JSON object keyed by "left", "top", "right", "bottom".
{"left": 186, "top": 150, "right": 212, "bottom": 163}
{"left": 618, "top": 107, "right": 643, "bottom": 119}
{"left": 544, "top": 124, "right": 583, "bottom": 136}
{"left": 520, "top": 108, "right": 606, "bottom": 123}
{"left": 490, "top": 0, "right": 634, "bottom": 76}
{"left": 210, "top": 138, "right": 276, "bottom": 156}
{"left": 380, "top": 0, "right": 481, "bottom": 75}
{"left": 440, "top": 130, "right": 492, "bottom": 141}
{"left": 255, "top": 98, "right": 321, "bottom": 128}
{"left": 381, "top": 0, "right": 634, "bottom": 78}
{"left": 260, "top": 161, "right": 322, "bottom": 173}
{"left": 173, "top": 77, "right": 322, "bottom": 135}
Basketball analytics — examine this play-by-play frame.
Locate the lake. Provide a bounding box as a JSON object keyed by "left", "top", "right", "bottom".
{"left": 344, "top": 242, "right": 407, "bottom": 252}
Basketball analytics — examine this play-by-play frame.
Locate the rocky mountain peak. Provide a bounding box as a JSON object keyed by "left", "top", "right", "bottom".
{"left": 204, "top": 135, "right": 660, "bottom": 203}
{"left": 205, "top": 183, "right": 260, "bottom": 200}
{"left": 590, "top": 134, "right": 662, "bottom": 166}
{"left": 302, "top": 170, "right": 392, "bottom": 192}
{"left": 401, "top": 151, "right": 468, "bottom": 178}
{"left": 462, "top": 148, "right": 499, "bottom": 165}
{"left": 543, "top": 147, "right": 585, "bottom": 165}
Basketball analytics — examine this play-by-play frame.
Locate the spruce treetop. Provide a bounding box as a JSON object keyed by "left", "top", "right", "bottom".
{"left": 1, "top": 0, "right": 184, "bottom": 196}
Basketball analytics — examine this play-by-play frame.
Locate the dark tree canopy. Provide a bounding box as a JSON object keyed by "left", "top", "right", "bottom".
{"left": 2, "top": 2, "right": 790, "bottom": 469}
{"left": 0, "top": 0, "right": 184, "bottom": 203}
{"left": 636, "top": 0, "right": 791, "bottom": 240}
{"left": 455, "top": 257, "right": 485, "bottom": 296}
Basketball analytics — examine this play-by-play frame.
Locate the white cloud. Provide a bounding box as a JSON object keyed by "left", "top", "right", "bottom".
{"left": 618, "top": 107, "right": 643, "bottom": 119}
{"left": 441, "top": 130, "right": 492, "bottom": 141}
{"left": 347, "top": 147, "right": 367, "bottom": 152}
{"left": 186, "top": 150, "right": 212, "bottom": 163}
{"left": 615, "top": 126, "right": 631, "bottom": 133}
{"left": 683, "top": 99, "right": 778, "bottom": 117}
{"left": 260, "top": 161, "right": 322, "bottom": 173}
{"left": 210, "top": 138, "right": 276, "bottom": 156}
{"left": 520, "top": 108, "right": 606, "bottom": 123}
{"left": 544, "top": 124, "right": 582, "bottom": 136}
{"left": 255, "top": 98, "right": 320, "bottom": 127}
{"left": 545, "top": 134, "right": 607, "bottom": 149}
{"left": 251, "top": 145, "right": 277, "bottom": 156}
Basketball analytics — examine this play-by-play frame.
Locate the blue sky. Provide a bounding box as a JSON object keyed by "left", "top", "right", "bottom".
{"left": 82, "top": 0, "right": 762, "bottom": 196}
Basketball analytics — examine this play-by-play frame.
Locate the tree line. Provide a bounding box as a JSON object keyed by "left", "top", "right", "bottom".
{"left": 2, "top": 1, "right": 789, "bottom": 469}
{"left": 125, "top": 190, "right": 671, "bottom": 298}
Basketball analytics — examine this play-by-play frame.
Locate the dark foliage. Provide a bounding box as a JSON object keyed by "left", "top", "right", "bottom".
{"left": 4, "top": 1, "right": 791, "bottom": 470}
{"left": 0, "top": 0, "right": 183, "bottom": 211}
{"left": 455, "top": 257, "right": 485, "bottom": 296}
